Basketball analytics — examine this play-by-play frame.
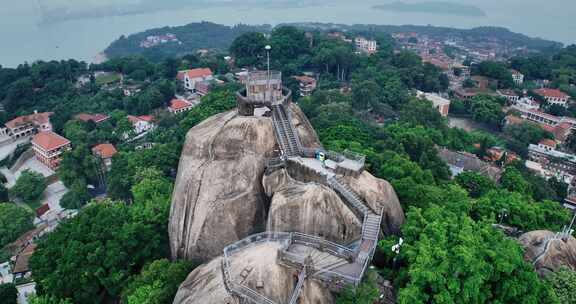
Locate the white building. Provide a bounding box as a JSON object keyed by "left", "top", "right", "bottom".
{"left": 534, "top": 88, "right": 570, "bottom": 107}
{"left": 177, "top": 68, "right": 214, "bottom": 91}
{"left": 511, "top": 69, "right": 524, "bottom": 85}
{"left": 127, "top": 115, "right": 154, "bottom": 135}
{"left": 416, "top": 90, "right": 450, "bottom": 117}
{"left": 355, "top": 37, "right": 377, "bottom": 54}
{"left": 168, "top": 98, "right": 194, "bottom": 114}
{"left": 4, "top": 112, "right": 53, "bottom": 139}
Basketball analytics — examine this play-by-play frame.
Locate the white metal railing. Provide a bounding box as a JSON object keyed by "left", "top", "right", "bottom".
{"left": 291, "top": 233, "right": 355, "bottom": 259}
{"left": 288, "top": 269, "right": 307, "bottom": 304}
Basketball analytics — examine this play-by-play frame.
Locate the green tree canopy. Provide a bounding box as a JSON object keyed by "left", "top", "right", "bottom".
{"left": 470, "top": 190, "right": 570, "bottom": 231}
{"left": 230, "top": 32, "right": 268, "bottom": 67}
{"left": 454, "top": 171, "right": 496, "bottom": 198}
{"left": 0, "top": 283, "right": 18, "bottom": 304}
{"left": 395, "top": 205, "right": 558, "bottom": 304}
{"left": 0, "top": 203, "right": 34, "bottom": 248}
{"left": 29, "top": 201, "right": 168, "bottom": 303}
{"left": 122, "top": 259, "right": 195, "bottom": 304}
{"left": 547, "top": 267, "right": 576, "bottom": 303}
{"left": 10, "top": 170, "right": 46, "bottom": 203}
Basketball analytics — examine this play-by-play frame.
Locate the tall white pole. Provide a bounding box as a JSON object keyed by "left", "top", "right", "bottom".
{"left": 265, "top": 45, "right": 271, "bottom": 102}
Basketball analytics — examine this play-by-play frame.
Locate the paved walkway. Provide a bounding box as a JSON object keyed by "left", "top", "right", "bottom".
{"left": 2, "top": 158, "right": 55, "bottom": 188}
{"left": 0, "top": 137, "right": 30, "bottom": 162}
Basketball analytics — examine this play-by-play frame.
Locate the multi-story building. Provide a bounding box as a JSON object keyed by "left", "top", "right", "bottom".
{"left": 127, "top": 115, "right": 155, "bottom": 135}
{"left": 511, "top": 69, "right": 524, "bottom": 85}
{"left": 31, "top": 131, "right": 71, "bottom": 170}
{"left": 510, "top": 105, "right": 576, "bottom": 128}
{"left": 534, "top": 88, "right": 570, "bottom": 107}
{"left": 168, "top": 98, "right": 194, "bottom": 114}
{"left": 526, "top": 140, "right": 576, "bottom": 184}
{"left": 92, "top": 143, "right": 117, "bottom": 171}
{"left": 498, "top": 89, "right": 520, "bottom": 103}
{"left": 292, "top": 75, "right": 317, "bottom": 97}
{"left": 416, "top": 90, "right": 450, "bottom": 117}
{"left": 177, "top": 68, "right": 213, "bottom": 91}
{"left": 5, "top": 111, "right": 53, "bottom": 139}
{"left": 354, "top": 37, "right": 377, "bottom": 54}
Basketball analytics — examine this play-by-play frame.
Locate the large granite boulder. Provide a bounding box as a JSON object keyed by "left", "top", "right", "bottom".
{"left": 339, "top": 172, "right": 404, "bottom": 235}
{"left": 519, "top": 230, "right": 576, "bottom": 276}
{"left": 169, "top": 105, "right": 320, "bottom": 261}
{"left": 173, "top": 242, "right": 333, "bottom": 304}
{"left": 263, "top": 169, "right": 362, "bottom": 244}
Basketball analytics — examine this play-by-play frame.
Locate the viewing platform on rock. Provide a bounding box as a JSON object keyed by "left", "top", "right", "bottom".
{"left": 221, "top": 67, "right": 382, "bottom": 304}
{"left": 236, "top": 70, "right": 292, "bottom": 116}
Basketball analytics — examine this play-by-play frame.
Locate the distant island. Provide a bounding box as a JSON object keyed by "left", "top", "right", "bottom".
{"left": 104, "top": 21, "right": 562, "bottom": 62}
{"left": 373, "top": 1, "right": 486, "bottom": 17}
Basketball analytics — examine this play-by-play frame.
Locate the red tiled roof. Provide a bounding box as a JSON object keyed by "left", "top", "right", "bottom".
{"left": 35, "top": 204, "right": 50, "bottom": 218}
{"left": 75, "top": 113, "right": 109, "bottom": 123}
{"left": 138, "top": 115, "right": 154, "bottom": 122}
{"left": 92, "top": 143, "right": 117, "bottom": 159}
{"left": 169, "top": 99, "right": 192, "bottom": 111}
{"left": 534, "top": 88, "right": 569, "bottom": 99}
{"left": 12, "top": 244, "right": 36, "bottom": 274}
{"left": 32, "top": 131, "right": 70, "bottom": 151}
{"left": 5, "top": 112, "right": 53, "bottom": 129}
{"left": 177, "top": 68, "right": 213, "bottom": 80}
{"left": 539, "top": 138, "right": 557, "bottom": 147}
{"left": 293, "top": 75, "right": 316, "bottom": 84}
{"left": 127, "top": 115, "right": 154, "bottom": 124}
{"left": 505, "top": 115, "right": 523, "bottom": 125}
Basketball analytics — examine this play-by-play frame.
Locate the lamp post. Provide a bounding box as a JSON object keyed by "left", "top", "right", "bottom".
{"left": 265, "top": 45, "right": 271, "bottom": 102}
{"left": 498, "top": 209, "right": 508, "bottom": 224}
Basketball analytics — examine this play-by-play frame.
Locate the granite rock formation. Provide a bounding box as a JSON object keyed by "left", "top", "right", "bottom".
{"left": 519, "top": 230, "right": 576, "bottom": 276}
{"left": 169, "top": 105, "right": 321, "bottom": 261}
{"left": 172, "top": 242, "right": 333, "bottom": 304}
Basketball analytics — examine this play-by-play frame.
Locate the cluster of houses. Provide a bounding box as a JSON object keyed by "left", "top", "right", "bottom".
{"left": 450, "top": 80, "right": 576, "bottom": 208}
{"left": 325, "top": 31, "right": 378, "bottom": 55}
{"left": 139, "top": 33, "right": 181, "bottom": 48}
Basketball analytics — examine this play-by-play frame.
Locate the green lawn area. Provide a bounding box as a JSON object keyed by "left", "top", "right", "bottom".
{"left": 95, "top": 73, "right": 121, "bottom": 85}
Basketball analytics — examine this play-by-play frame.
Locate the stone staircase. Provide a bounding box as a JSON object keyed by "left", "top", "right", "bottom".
{"left": 272, "top": 104, "right": 300, "bottom": 157}
{"left": 327, "top": 176, "right": 370, "bottom": 218}
{"left": 362, "top": 214, "right": 382, "bottom": 242}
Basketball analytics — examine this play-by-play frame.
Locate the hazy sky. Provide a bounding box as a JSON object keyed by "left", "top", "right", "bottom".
{"left": 0, "top": 0, "right": 574, "bottom": 66}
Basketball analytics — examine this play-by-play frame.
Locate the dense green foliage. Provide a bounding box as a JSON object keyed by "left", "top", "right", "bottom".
{"left": 27, "top": 295, "right": 73, "bottom": 304}
{"left": 105, "top": 22, "right": 270, "bottom": 61}
{"left": 335, "top": 272, "right": 380, "bottom": 304}
{"left": 122, "top": 259, "right": 196, "bottom": 304}
{"left": 503, "top": 121, "right": 554, "bottom": 157}
{"left": 472, "top": 61, "right": 514, "bottom": 88}
{"left": 10, "top": 170, "right": 46, "bottom": 204}
{"left": 0, "top": 203, "right": 34, "bottom": 250}
{"left": 0, "top": 283, "right": 18, "bottom": 304}
{"left": 30, "top": 169, "right": 173, "bottom": 303}
{"left": 394, "top": 204, "right": 558, "bottom": 304}
{"left": 547, "top": 267, "right": 576, "bottom": 303}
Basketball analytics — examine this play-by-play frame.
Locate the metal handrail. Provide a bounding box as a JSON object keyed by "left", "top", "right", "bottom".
{"left": 291, "top": 233, "right": 355, "bottom": 259}
{"left": 288, "top": 269, "right": 307, "bottom": 304}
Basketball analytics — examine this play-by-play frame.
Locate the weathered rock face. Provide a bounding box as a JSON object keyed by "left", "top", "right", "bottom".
{"left": 169, "top": 110, "right": 275, "bottom": 261}
{"left": 263, "top": 169, "right": 362, "bottom": 244}
{"left": 169, "top": 105, "right": 321, "bottom": 261}
{"left": 339, "top": 173, "right": 404, "bottom": 235}
{"left": 519, "top": 230, "right": 576, "bottom": 276}
{"left": 173, "top": 242, "right": 333, "bottom": 304}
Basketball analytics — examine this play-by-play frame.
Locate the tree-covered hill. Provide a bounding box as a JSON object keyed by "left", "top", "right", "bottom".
{"left": 104, "top": 22, "right": 271, "bottom": 61}
{"left": 286, "top": 22, "right": 563, "bottom": 51}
